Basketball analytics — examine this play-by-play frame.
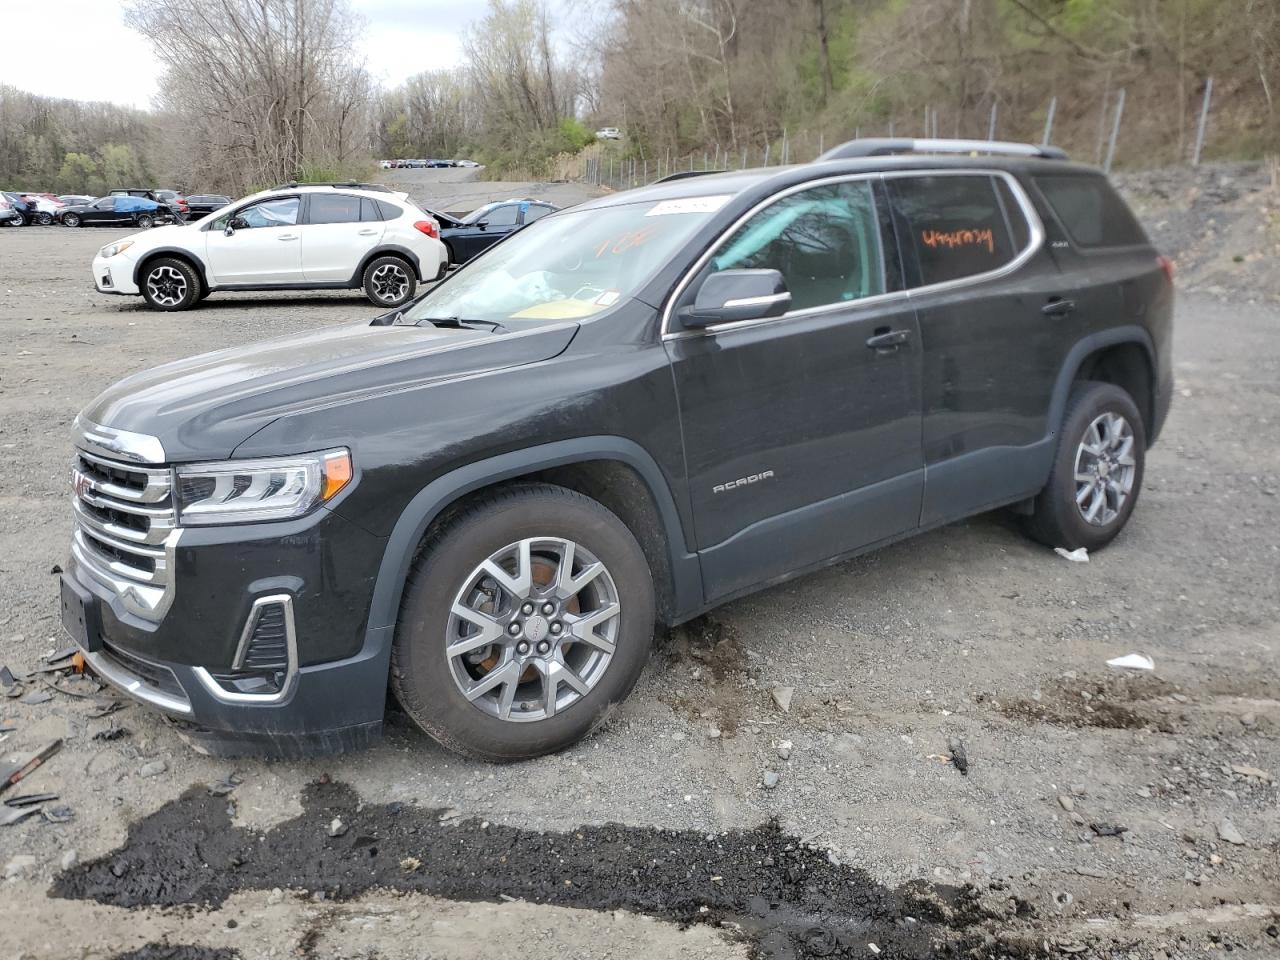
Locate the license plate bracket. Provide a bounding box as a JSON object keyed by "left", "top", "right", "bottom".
{"left": 59, "top": 575, "right": 102, "bottom": 653}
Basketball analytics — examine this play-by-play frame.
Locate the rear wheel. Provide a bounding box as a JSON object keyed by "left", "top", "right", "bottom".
{"left": 134, "top": 213, "right": 154, "bottom": 229}
{"left": 62, "top": 213, "right": 81, "bottom": 227}
{"left": 362, "top": 255, "right": 416, "bottom": 307}
{"left": 139, "top": 257, "right": 201, "bottom": 311}
{"left": 1022, "top": 381, "right": 1146, "bottom": 552}
{"left": 36, "top": 211, "right": 53, "bottom": 226}
{"left": 391, "top": 484, "right": 655, "bottom": 761}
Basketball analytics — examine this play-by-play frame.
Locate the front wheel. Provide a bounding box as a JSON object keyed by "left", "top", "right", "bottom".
{"left": 362, "top": 255, "right": 416, "bottom": 307}
{"left": 36, "top": 212, "right": 53, "bottom": 226}
{"left": 1022, "top": 381, "right": 1146, "bottom": 552}
{"left": 134, "top": 213, "right": 154, "bottom": 229}
{"left": 391, "top": 484, "right": 656, "bottom": 761}
{"left": 139, "top": 257, "right": 201, "bottom": 311}
{"left": 62, "top": 213, "right": 81, "bottom": 227}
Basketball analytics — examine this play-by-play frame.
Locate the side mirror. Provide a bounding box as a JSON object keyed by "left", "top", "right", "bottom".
{"left": 677, "top": 269, "right": 791, "bottom": 329}
{"left": 475, "top": 220, "right": 488, "bottom": 230}
{"left": 224, "top": 216, "right": 247, "bottom": 236}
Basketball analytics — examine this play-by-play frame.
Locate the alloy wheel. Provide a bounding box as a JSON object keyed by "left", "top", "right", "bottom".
{"left": 370, "top": 263, "right": 409, "bottom": 303}
{"left": 445, "top": 537, "right": 621, "bottom": 723}
{"left": 145, "top": 265, "right": 188, "bottom": 307}
{"left": 63, "top": 214, "right": 80, "bottom": 227}
{"left": 1073, "top": 412, "right": 1136, "bottom": 526}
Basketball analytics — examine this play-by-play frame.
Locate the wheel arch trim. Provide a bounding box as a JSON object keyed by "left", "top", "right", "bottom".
{"left": 132, "top": 247, "right": 209, "bottom": 290}
{"left": 362, "top": 436, "right": 702, "bottom": 638}
{"left": 1049, "top": 326, "right": 1157, "bottom": 444}
{"left": 350, "top": 244, "right": 425, "bottom": 286}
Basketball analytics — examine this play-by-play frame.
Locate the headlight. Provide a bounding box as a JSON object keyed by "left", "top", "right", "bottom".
{"left": 99, "top": 240, "right": 134, "bottom": 258}
{"left": 176, "top": 449, "right": 352, "bottom": 525}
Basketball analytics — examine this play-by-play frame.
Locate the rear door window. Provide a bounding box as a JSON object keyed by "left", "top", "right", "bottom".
{"left": 1034, "top": 174, "right": 1148, "bottom": 248}
{"left": 710, "top": 179, "right": 885, "bottom": 312}
{"left": 887, "top": 175, "right": 1022, "bottom": 287}
{"left": 308, "top": 193, "right": 362, "bottom": 224}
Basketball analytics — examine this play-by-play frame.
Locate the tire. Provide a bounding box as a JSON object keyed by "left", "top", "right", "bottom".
{"left": 362, "top": 255, "right": 416, "bottom": 307}
{"left": 62, "top": 213, "right": 81, "bottom": 227}
{"left": 135, "top": 213, "right": 154, "bottom": 229}
{"left": 1022, "top": 381, "right": 1146, "bottom": 552}
{"left": 391, "top": 483, "right": 656, "bottom": 761}
{"left": 139, "top": 256, "right": 201, "bottom": 311}
{"left": 36, "top": 212, "right": 53, "bottom": 226}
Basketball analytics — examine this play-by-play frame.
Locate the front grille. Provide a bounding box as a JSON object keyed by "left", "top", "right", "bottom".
{"left": 71, "top": 447, "right": 177, "bottom": 619}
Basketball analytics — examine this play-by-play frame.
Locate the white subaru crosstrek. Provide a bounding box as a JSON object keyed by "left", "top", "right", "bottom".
{"left": 91, "top": 182, "right": 449, "bottom": 311}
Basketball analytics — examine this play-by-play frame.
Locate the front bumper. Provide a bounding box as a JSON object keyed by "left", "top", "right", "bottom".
{"left": 92, "top": 253, "right": 140, "bottom": 295}
{"left": 63, "top": 497, "right": 393, "bottom": 757}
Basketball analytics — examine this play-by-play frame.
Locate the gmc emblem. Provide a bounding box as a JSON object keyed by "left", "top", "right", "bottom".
{"left": 713, "top": 469, "right": 775, "bottom": 494}
{"left": 72, "top": 470, "right": 94, "bottom": 500}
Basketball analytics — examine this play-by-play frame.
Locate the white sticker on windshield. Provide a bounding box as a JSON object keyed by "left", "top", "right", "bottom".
{"left": 644, "top": 195, "right": 732, "bottom": 217}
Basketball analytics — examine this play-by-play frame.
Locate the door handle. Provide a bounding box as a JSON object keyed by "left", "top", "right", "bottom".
{"left": 358, "top": 229, "right": 378, "bottom": 236}
{"left": 865, "top": 328, "right": 912, "bottom": 351}
{"left": 277, "top": 234, "right": 298, "bottom": 241}
{"left": 1042, "top": 297, "right": 1076, "bottom": 317}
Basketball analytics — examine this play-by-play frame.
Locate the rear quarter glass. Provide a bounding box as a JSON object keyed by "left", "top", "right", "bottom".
{"left": 1033, "top": 174, "right": 1149, "bottom": 248}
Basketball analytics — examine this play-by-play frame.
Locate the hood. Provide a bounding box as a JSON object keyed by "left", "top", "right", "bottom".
{"left": 81, "top": 319, "right": 579, "bottom": 462}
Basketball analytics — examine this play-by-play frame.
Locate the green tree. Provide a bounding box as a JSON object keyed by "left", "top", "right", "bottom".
{"left": 56, "top": 152, "right": 99, "bottom": 193}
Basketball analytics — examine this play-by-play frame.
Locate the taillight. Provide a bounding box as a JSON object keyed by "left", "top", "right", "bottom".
{"left": 1157, "top": 255, "right": 1175, "bottom": 284}
{"left": 413, "top": 219, "right": 439, "bottom": 239}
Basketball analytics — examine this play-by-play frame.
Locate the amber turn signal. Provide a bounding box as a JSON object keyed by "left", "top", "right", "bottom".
{"left": 322, "top": 450, "right": 353, "bottom": 501}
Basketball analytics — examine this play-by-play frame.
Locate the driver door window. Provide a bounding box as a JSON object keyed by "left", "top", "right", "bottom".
{"left": 234, "top": 196, "right": 300, "bottom": 229}
{"left": 711, "top": 181, "right": 884, "bottom": 313}
{"left": 481, "top": 204, "right": 519, "bottom": 228}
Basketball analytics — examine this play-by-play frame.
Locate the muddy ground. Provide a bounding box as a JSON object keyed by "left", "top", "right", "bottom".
{"left": 0, "top": 167, "right": 1277, "bottom": 959}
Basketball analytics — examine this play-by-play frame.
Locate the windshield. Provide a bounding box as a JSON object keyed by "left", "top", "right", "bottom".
{"left": 400, "top": 196, "right": 729, "bottom": 325}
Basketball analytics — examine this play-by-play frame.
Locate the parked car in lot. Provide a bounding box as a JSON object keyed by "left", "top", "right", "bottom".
{"left": 58, "top": 194, "right": 96, "bottom": 206}
{"left": 20, "top": 193, "right": 66, "bottom": 225}
{"left": 595, "top": 126, "right": 622, "bottom": 140}
{"left": 434, "top": 198, "right": 558, "bottom": 265}
{"left": 155, "top": 189, "right": 190, "bottom": 219}
{"left": 60, "top": 195, "right": 168, "bottom": 229}
{"left": 109, "top": 188, "right": 185, "bottom": 222}
{"left": 453, "top": 159, "right": 481, "bottom": 168}
{"left": 89, "top": 181, "right": 447, "bottom": 311}
{"left": 185, "top": 194, "right": 232, "bottom": 217}
{"left": 58, "top": 138, "right": 1173, "bottom": 761}
{"left": 0, "top": 195, "right": 24, "bottom": 226}
{"left": 2, "top": 192, "right": 33, "bottom": 224}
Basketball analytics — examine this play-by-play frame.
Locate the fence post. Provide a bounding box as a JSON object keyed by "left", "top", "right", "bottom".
{"left": 742, "top": 147, "right": 748, "bottom": 168}
{"left": 1042, "top": 96, "right": 1057, "bottom": 146}
{"left": 1193, "top": 76, "right": 1213, "bottom": 166}
{"left": 609, "top": 156, "right": 614, "bottom": 186}
{"left": 987, "top": 102, "right": 998, "bottom": 141}
{"left": 819, "top": 131, "right": 825, "bottom": 155}
{"left": 782, "top": 127, "right": 789, "bottom": 165}
{"left": 888, "top": 119, "right": 895, "bottom": 137}
{"left": 1104, "top": 88, "right": 1126, "bottom": 173}
{"left": 763, "top": 142, "right": 771, "bottom": 166}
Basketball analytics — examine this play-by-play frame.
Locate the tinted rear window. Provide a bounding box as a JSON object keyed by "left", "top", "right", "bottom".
{"left": 888, "top": 175, "right": 1020, "bottom": 287}
{"left": 309, "top": 193, "right": 362, "bottom": 224}
{"left": 376, "top": 199, "right": 402, "bottom": 220}
{"left": 1034, "top": 174, "right": 1147, "bottom": 248}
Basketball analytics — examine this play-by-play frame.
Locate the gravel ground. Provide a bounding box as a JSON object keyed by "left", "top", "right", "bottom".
{"left": 0, "top": 169, "right": 1277, "bottom": 959}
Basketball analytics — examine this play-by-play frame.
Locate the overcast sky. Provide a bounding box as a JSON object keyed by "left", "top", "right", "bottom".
{"left": 0, "top": 0, "right": 500, "bottom": 110}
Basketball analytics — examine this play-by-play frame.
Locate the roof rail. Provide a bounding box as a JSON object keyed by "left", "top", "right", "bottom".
{"left": 268, "top": 180, "right": 395, "bottom": 193}
{"left": 816, "top": 138, "right": 1068, "bottom": 162}
{"left": 653, "top": 169, "right": 729, "bottom": 184}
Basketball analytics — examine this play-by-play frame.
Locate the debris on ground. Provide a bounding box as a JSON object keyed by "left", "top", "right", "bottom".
{"left": 775, "top": 739, "right": 792, "bottom": 761}
{"left": 4, "top": 792, "right": 57, "bottom": 807}
{"left": 771, "top": 685, "right": 794, "bottom": 713}
{"left": 0, "top": 739, "right": 62, "bottom": 796}
{"left": 87, "top": 699, "right": 126, "bottom": 718}
{"left": 137, "top": 760, "right": 167, "bottom": 779}
{"left": 327, "top": 816, "right": 349, "bottom": 838}
{"left": 1090, "top": 822, "right": 1128, "bottom": 838}
{"left": 208, "top": 774, "right": 242, "bottom": 797}
{"left": 1230, "top": 764, "right": 1272, "bottom": 782}
{"left": 1106, "top": 653, "right": 1155, "bottom": 671}
{"left": 400, "top": 857, "right": 422, "bottom": 873}
{"left": 1054, "top": 547, "right": 1090, "bottom": 563}
{"left": 20, "top": 689, "right": 53, "bottom": 705}
{"left": 1218, "top": 818, "right": 1246, "bottom": 845}
{"left": 92, "top": 727, "right": 130, "bottom": 742}
{"left": 4, "top": 854, "right": 36, "bottom": 878}
{"left": 947, "top": 737, "right": 969, "bottom": 775}
{"left": 762, "top": 770, "right": 780, "bottom": 790}
{"left": 60, "top": 849, "right": 78, "bottom": 870}
{"left": 1, "top": 804, "right": 44, "bottom": 826}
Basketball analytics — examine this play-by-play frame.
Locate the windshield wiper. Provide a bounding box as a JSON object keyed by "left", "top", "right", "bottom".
{"left": 415, "top": 315, "right": 505, "bottom": 332}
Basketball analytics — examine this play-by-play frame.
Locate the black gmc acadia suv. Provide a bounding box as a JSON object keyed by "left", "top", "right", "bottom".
{"left": 60, "top": 138, "right": 1173, "bottom": 760}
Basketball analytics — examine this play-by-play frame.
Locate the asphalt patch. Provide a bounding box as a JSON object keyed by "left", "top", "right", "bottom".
{"left": 110, "top": 948, "right": 239, "bottom": 960}
{"left": 52, "top": 779, "right": 1038, "bottom": 959}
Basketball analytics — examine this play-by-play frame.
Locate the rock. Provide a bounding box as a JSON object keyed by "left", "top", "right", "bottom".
{"left": 4, "top": 855, "right": 36, "bottom": 879}
{"left": 59, "top": 849, "right": 78, "bottom": 871}
{"left": 1070, "top": 782, "right": 1087, "bottom": 797}
{"left": 707, "top": 724, "right": 721, "bottom": 739}
{"left": 671, "top": 731, "right": 685, "bottom": 742}
{"left": 1070, "top": 812, "right": 1087, "bottom": 826}
{"left": 762, "top": 770, "right": 780, "bottom": 790}
{"left": 1217, "top": 818, "right": 1246, "bottom": 846}
{"left": 1231, "top": 764, "right": 1272, "bottom": 782}
{"left": 1058, "top": 795, "right": 1075, "bottom": 812}
{"left": 1239, "top": 712, "right": 1257, "bottom": 728}
{"left": 776, "top": 739, "right": 792, "bottom": 761}
{"left": 771, "top": 685, "right": 794, "bottom": 713}
{"left": 947, "top": 737, "right": 969, "bottom": 775}
{"left": 327, "top": 817, "right": 348, "bottom": 838}
{"left": 267, "top": 888, "right": 285, "bottom": 905}
{"left": 138, "top": 759, "right": 167, "bottom": 778}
